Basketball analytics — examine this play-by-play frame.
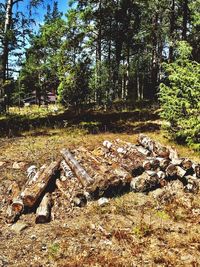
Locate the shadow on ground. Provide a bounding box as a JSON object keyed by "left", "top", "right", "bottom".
{"left": 0, "top": 109, "right": 160, "bottom": 137}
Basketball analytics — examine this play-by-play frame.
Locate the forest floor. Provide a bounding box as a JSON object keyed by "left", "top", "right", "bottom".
{"left": 0, "top": 106, "right": 200, "bottom": 267}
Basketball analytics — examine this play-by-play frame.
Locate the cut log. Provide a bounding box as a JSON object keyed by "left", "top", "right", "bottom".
{"left": 157, "top": 171, "right": 166, "bottom": 180}
{"left": 138, "top": 134, "right": 155, "bottom": 151}
{"left": 143, "top": 160, "right": 151, "bottom": 170}
{"left": 9, "top": 182, "right": 24, "bottom": 213}
{"left": 6, "top": 166, "right": 47, "bottom": 223}
{"left": 11, "top": 198, "right": 24, "bottom": 214}
{"left": 168, "top": 146, "right": 179, "bottom": 161}
{"left": 184, "top": 176, "right": 199, "bottom": 194}
{"left": 60, "top": 160, "right": 75, "bottom": 179}
{"left": 6, "top": 181, "right": 24, "bottom": 223}
{"left": 102, "top": 139, "right": 147, "bottom": 174}
{"left": 194, "top": 164, "right": 200, "bottom": 178}
{"left": 176, "top": 166, "right": 186, "bottom": 178}
{"left": 135, "top": 145, "right": 151, "bottom": 156}
{"left": 166, "top": 164, "right": 177, "bottom": 177}
{"left": 60, "top": 149, "right": 93, "bottom": 187}
{"left": 181, "top": 159, "right": 193, "bottom": 170}
{"left": 145, "top": 170, "right": 167, "bottom": 187}
{"left": 142, "top": 158, "right": 160, "bottom": 171}
{"left": 7, "top": 181, "right": 21, "bottom": 205}
{"left": 171, "top": 158, "right": 183, "bottom": 166}
{"left": 156, "top": 157, "right": 170, "bottom": 170}
{"left": 130, "top": 172, "right": 160, "bottom": 193}
{"left": 35, "top": 193, "right": 52, "bottom": 223}
{"left": 115, "top": 139, "right": 151, "bottom": 156}
{"left": 138, "top": 134, "right": 170, "bottom": 158}
{"left": 25, "top": 164, "right": 47, "bottom": 187}
{"left": 75, "top": 147, "right": 133, "bottom": 199}
{"left": 21, "top": 161, "right": 60, "bottom": 208}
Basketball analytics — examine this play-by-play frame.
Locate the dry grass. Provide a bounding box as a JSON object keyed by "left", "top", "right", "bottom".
{"left": 0, "top": 107, "right": 200, "bottom": 266}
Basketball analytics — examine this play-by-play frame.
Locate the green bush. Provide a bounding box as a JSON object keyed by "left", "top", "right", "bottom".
{"left": 159, "top": 41, "right": 200, "bottom": 151}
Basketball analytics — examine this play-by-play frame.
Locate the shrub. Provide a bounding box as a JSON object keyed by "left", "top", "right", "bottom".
{"left": 159, "top": 41, "right": 200, "bottom": 151}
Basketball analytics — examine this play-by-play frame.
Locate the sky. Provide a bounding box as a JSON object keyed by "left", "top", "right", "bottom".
{"left": 0, "top": 0, "right": 70, "bottom": 78}
{"left": 0, "top": 0, "right": 69, "bottom": 23}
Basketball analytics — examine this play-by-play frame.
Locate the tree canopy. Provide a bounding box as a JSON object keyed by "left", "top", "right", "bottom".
{"left": 0, "top": 0, "right": 199, "bottom": 148}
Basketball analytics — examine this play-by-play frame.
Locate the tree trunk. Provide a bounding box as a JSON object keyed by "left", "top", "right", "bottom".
{"left": 182, "top": 0, "right": 188, "bottom": 40}
{"left": 151, "top": 12, "right": 159, "bottom": 99}
{"left": 2, "top": 0, "right": 13, "bottom": 82}
{"left": 35, "top": 193, "right": 52, "bottom": 223}
{"left": 169, "top": 0, "right": 175, "bottom": 62}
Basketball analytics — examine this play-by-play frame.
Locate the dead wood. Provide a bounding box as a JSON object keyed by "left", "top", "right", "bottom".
{"left": 156, "top": 157, "right": 170, "bottom": 171}
{"left": 130, "top": 172, "right": 160, "bottom": 193}
{"left": 60, "top": 160, "right": 75, "bottom": 179}
{"left": 176, "top": 166, "right": 187, "bottom": 178}
{"left": 75, "top": 147, "right": 133, "bottom": 199}
{"left": 166, "top": 164, "right": 177, "bottom": 177}
{"left": 194, "top": 164, "right": 200, "bottom": 178}
{"left": 102, "top": 140, "right": 146, "bottom": 175}
{"left": 21, "top": 161, "right": 60, "bottom": 208}
{"left": 6, "top": 181, "right": 24, "bottom": 223}
{"left": 138, "top": 134, "right": 170, "bottom": 158}
{"left": 60, "top": 149, "right": 93, "bottom": 187}
{"left": 115, "top": 139, "right": 151, "bottom": 157}
{"left": 184, "top": 176, "right": 199, "bottom": 193}
{"left": 35, "top": 193, "right": 52, "bottom": 223}
{"left": 142, "top": 157, "right": 160, "bottom": 171}
{"left": 181, "top": 159, "right": 193, "bottom": 170}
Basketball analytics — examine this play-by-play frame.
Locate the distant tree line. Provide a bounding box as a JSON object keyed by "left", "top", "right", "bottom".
{"left": 0, "top": 0, "right": 199, "bottom": 111}
{"left": 0, "top": 0, "right": 199, "bottom": 149}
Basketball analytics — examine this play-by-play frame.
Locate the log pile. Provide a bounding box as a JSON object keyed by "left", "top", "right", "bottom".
{"left": 5, "top": 134, "right": 200, "bottom": 224}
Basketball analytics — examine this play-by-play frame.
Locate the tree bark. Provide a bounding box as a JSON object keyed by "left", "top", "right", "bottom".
{"left": 73, "top": 147, "right": 132, "bottom": 199}
{"left": 138, "top": 134, "right": 170, "bottom": 158}
{"left": 194, "top": 164, "right": 200, "bottom": 178}
{"left": 182, "top": 0, "right": 188, "bottom": 40}
{"left": 6, "top": 181, "right": 23, "bottom": 223}
{"left": 2, "top": 0, "right": 13, "bottom": 82}
{"left": 130, "top": 172, "right": 160, "bottom": 193}
{"left": 35, "top": 193, "right": 52, "bottom": 223}
{"left": 60, "top": 160, "right": 75, "bottom": 179}
{"left": 181, "top": 159, "right": 193, "bottom": 170}
{"left": 169, "top": 0, "right": 175, "bottom": 62}
{"left": 166, "top": 163, "right": 177, "bottom": 177}
{"left": 60, "top": 149, "right": 93, "bottom": 187}
{"left": 21, "top": 161, "right": 60, "bottom": 207}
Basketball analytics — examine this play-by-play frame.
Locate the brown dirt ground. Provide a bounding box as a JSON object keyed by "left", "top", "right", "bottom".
{"left": 0, "top": 116, "right": 200, "bottom": 267}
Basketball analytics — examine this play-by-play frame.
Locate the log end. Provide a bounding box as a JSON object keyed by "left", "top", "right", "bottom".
{"left": 11, "top": 201, "right": 24, "bottom": 213}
